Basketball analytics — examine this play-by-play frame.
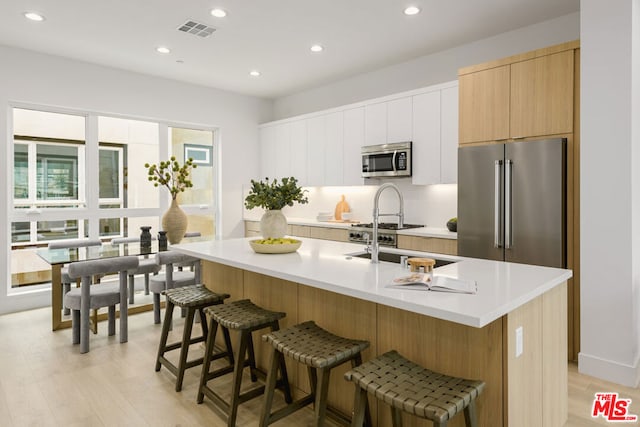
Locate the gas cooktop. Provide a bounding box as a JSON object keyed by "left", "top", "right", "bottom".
{"left": 351, "top": 223, "right": 424, "bottom": 231}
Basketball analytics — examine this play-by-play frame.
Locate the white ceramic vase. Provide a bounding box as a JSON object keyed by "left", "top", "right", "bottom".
{"left": 260, "top": 210, "right": 287, "bottom": 239}
{"left": 162, "top": 199, "right": 188, "bottom": 244}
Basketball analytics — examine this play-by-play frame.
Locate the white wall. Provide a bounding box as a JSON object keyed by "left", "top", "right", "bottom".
{"left": 243, "top": 182, "right": 457, "bottom": 228}
{"left": 579, "top": 0, "right": 640, "bottom": 387}
{"left": 0, "top": 45, "right": 272, "bottom": 314}
{"left": 273, "top": 12, "right": 580, "bottom": 119}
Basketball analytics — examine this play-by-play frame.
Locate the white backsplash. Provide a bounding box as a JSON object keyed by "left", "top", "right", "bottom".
{"left": 243, "top": 180, "right": 457, "bottom": 229}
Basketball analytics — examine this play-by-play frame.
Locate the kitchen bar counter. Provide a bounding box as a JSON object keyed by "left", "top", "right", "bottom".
{"left": 244, "top": 217, "right": 458, "bottom": 239}
{"left": 173, "top": 237, "right": 570, "bottom": 426}
{"left": 173, "top": 237, "right": 569, "bottom": 328}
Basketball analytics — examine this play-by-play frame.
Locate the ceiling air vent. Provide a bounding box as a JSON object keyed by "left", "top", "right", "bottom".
{"left": 177, "top": 20, "right": 216, "bottom": 38}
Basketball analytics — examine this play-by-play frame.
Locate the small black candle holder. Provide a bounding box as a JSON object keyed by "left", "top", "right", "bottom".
{"left": 140, "top": 226, "right": 152, "bottom": 249}
{"left": 158, "top": 231, "right": 168, "bottom": 251}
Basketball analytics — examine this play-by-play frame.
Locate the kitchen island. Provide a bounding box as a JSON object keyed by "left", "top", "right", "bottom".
{"left": 173, "top": 237, "right": 571, "bottom": 427}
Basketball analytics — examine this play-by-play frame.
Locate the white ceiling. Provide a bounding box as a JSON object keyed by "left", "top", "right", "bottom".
{"left": 0, "top": 0, "right": 580, "bottom": 99}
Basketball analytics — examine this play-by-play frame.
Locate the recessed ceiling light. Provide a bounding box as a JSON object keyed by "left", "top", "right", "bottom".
{"left": 310, "top": 44, "right": 324, "bottom": 53}
{"left": 249, "top": 70, "right": 261, "bottom": 77}
{"left": 404, "top": 6, "right": 421, "bottom": 15}
{"left": 156, "top": 46, "right": 171, "bottom": 54}
{"left": 211, "top": 8, "right": 227, "bottom": 18}
{"left": 24, "top": 12, "right": 45, "bottom": 21}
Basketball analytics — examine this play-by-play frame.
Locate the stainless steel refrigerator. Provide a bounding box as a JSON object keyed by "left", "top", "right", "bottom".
{"left": 457, "top": 138, "right": 566, "bottom": 268}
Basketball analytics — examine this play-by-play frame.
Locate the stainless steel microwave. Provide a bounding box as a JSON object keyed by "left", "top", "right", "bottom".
{"left": 361, "top": 141, "right": 412, "bottom": 178}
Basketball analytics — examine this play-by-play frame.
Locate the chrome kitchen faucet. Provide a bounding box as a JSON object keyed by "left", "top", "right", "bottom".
{"left": 371, "top": 183, "right": 404, "bottom": 263}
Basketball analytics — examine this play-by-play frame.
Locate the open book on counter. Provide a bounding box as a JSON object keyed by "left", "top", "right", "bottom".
{"left": 388, "top": 273, "right": 477, "bottom": 294}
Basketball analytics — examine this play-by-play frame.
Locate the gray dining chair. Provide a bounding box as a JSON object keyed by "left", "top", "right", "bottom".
{"left": 48, "top": 238, "right": 102, "bottom": 316}
{"left": 111, "top": 236, "right": 161, "bottom": 304}
{"left": 149, "top": 251, "right": 201, "bottom": 324}
{"left": 64, "top": 256, "right": 139, "bottom": 353}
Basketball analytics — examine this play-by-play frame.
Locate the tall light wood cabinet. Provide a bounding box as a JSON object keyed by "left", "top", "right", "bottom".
{"left": 510, "top": 50, "right": 574, "bottom": 138}
{"left": 459, "top": 65, "right": 510, "bottom": 144}
{"left": 458, "top": 40, "right": 581, "bottom": 361}
{"left": 459, "top": 42, "right": 576, "bottom": 145}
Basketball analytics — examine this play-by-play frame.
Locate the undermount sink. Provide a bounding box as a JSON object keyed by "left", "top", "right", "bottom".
{"left": 349, "top": 251, "right": 456, "bottom": 268}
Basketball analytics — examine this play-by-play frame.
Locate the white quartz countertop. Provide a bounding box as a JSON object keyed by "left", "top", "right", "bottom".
{"left": 396, "top": 227, "right": 457, "bottom": 239}
{"left": 245, "top": 217, "right": 457, "bottom": 238}
{"left": 173, "top": 237, "right": 571, "bottom": 328}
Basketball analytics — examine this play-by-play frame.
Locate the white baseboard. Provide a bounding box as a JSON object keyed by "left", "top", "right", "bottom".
{"left": 578, "top": 351, "right": 640, "bottom": 387}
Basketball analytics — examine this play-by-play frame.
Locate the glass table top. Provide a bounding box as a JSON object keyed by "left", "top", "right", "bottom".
{"left": 38, "top": 240, "right": 175, "bottom": 265}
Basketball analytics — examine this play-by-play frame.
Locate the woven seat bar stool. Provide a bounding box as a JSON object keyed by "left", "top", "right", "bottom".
{"left": 344, "top": 350, "right": 485, "bottom": 427}
{"left": 155, "top": 284, "right": 231, "bottom": 392}
{"left": 260, "top": 320, "right": 372, "bottom": 427}
{"left": 197, "top": 299, "right": 292, "bottom": 427}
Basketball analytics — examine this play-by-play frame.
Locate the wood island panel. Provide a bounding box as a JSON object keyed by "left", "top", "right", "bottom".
{"left": 543, "top": 282, "right": 568, "bottom": 426}
{"left": 201, "top": 262, "right": 244, "bottom": 302}
{"left": 200, "top": 260, "right": 567, "bottom": 427}
{"left": 396, "top": 235, "right": 457, "bottom": 256}
{"left": 377, "top": 305, "right": 503, "bottom": 427}
{"left": 243, "top": 271, "right": 300, "bottom": 386}
{"left": 298, "top": 286, "right": 378, "bottom": 422}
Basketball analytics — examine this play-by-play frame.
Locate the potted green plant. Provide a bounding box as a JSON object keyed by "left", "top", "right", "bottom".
{"left": 245, "top": 177, "right": 308, "bottom": 238}
{"left": 145, "top": 156, "right": 197, "bottom": 244}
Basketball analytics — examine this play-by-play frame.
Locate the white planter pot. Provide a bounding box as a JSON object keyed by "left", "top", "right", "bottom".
{"left": 260, "top": 210, "right": 287, "bottom": 239}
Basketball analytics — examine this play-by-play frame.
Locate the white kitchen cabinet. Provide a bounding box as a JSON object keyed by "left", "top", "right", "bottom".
{"left": 289, "top": 120, "right": 308, "bottom": 186}
{"left": 343, "top": 107, "right": 365, "bottom": 186}
{"left": 306, "top": 115, "right": 326, "bottom": 186}
{"left": 387, "top": 97, "right": 413, "bottom": 143}
{"left": 275, "top": 122, "right": 292, "bottom": 178}
{"left": 411, "top": 84, "right": 459, "bottom": 185}
{"left": 440, "top": 85, "right": 459, "bottom": 184}
{"left": 364, "top": 102, "right": 387, "bottom": 146}
{"left": 325, "top": 112, "right": 344, "bottom": 186}
{"left": 259, "top": 125, "right": 277, "bottom": 180}
{"left": 260, "top": 81, "right": 458, "bottom": 187}
{"left": 411, "top": 90, "right": 441, "bottom": 185}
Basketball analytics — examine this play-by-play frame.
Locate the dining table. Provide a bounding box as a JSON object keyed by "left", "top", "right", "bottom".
{"left": 37, "top": 239, "right": 181, "bottom": 331}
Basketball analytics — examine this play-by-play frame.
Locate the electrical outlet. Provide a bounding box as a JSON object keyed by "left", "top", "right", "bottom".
{"left": 515, "top": 326, "right": 523, "bottom": 358}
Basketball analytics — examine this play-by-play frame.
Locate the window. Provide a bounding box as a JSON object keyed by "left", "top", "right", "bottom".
{"left": 8, "top": 108, "right": 217, "bottom": 294}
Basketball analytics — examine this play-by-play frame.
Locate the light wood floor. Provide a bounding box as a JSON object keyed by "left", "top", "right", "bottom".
{"left": 0, "top": 307, "right": 638, "bottom": 426}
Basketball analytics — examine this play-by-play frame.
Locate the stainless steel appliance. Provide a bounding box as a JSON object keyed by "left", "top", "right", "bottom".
{"left": 349, "top": 222, "right": 424, "bottom": 248}
{"left": 457, "top": 138, "right": 566, "bottom": 268}
{"left": 361, "top": 142, "right": 412, "bottom": 178}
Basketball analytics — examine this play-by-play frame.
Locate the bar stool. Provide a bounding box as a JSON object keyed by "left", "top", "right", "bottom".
{"left": 197, "top": 299, "right": 292, "bottom": 427}
{"left": 150, "top": 251, "right": 201, "bottom": 324}
{"left": 155, "top": 284, "right": 232, "bottom": 392}
{"left": 260, "top": 320, "right": 371, "bottom": 427}
{"left": 344, "top": 350, "right": 485, "bottom": 427}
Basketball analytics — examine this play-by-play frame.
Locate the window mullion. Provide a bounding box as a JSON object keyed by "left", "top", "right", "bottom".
{"left": 85, "top": 115, "right": 99, "bottom": 239}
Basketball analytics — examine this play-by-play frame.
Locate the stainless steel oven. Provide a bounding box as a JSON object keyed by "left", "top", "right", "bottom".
{"left": 349, "top": 222, "right": 424, "bottom": 247}
{"left": 361, "top": 141, "right": 412, "bottom": 178}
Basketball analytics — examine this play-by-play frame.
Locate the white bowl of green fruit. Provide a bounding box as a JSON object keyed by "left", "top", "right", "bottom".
{"left": 249, "top": 238, "right": 302, "bottom": 254}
